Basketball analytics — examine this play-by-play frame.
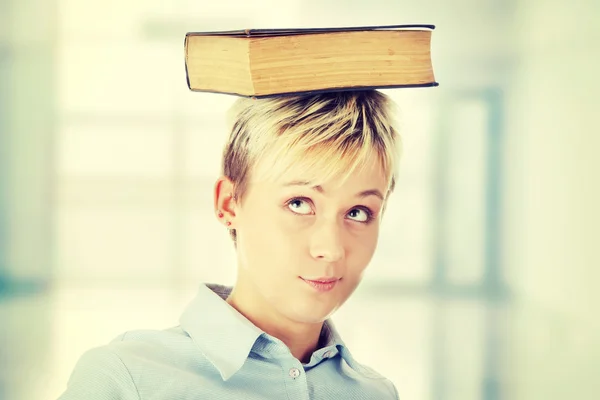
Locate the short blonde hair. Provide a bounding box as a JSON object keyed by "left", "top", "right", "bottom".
{"left": 222, "top": 90, "right": 402, "bottom": 242}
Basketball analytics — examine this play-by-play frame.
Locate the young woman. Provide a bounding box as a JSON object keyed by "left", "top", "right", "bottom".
{"left": 58, "top": 89, "right": 402, "bottom": 399}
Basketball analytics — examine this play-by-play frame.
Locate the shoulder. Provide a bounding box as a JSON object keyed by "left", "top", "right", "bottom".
{"left": 57, "top": 344, "right": 140, "bottom": 400}
{"left": 358, "top": 365, "right": 400, "bottom": 399}
{"left": 109, "top": 326, "right": 191, "bottom": 354}
{"left": 341, "top": 356, "right": 400, "bottom": 399}
{"left": 107, "top": 326, "right": 206, "bottom": 368}
{"left": 58, "top": 326, "right": 193, "bottom": 400}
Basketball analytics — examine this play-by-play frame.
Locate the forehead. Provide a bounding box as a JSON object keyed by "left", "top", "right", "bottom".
{"left": 252, "top": 149, "right": 390, "bottom": 194}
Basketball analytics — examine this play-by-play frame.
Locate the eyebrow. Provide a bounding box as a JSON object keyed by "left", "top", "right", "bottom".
{"left": 284, "top": 181, "right": 385, "bottom": 201}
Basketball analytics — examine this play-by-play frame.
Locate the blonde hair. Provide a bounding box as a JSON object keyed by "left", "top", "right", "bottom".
{"left": 222, "top": 90, "right": 402, "bottom": 242}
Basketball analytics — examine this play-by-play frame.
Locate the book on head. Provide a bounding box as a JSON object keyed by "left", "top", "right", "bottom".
{"left": 184, "top": 24, "right": 438, "bottom": 98}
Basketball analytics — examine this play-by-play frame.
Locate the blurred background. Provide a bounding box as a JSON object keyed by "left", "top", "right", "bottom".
{"left": 1, "top": 0, "right": 599, "bottom": 399}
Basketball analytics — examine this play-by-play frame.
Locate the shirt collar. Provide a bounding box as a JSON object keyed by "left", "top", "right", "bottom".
{"left": 179, "top": 283, "right": 356, "bottom": 381}
{"left": 180, "top": 283, "right": 263, "bottom": 381}
{"left": 314, "top": 316, "right": 363, "bottom": 372}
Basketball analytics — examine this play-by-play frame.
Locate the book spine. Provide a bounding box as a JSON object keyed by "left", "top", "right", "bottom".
{"left": 183, "top": 35, "right": 191, "bottom": 90}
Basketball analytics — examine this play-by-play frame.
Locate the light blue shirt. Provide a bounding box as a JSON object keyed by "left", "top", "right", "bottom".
{"left": 58, "top": 283, "right": 399, "bottom": 399}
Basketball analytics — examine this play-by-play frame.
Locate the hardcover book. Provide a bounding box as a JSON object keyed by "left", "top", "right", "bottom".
{"left": 184, "top": 24, "right": 437, "bottom": 98}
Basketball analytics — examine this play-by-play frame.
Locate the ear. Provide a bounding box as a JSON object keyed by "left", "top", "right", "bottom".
{"left": 213, "top": 176, "right": 237, "bottom": 227}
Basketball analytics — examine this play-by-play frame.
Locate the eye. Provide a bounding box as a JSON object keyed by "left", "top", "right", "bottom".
{"left": 347, "top": 207, "right": 372, "bottom": 223}
{"left": 287, "top": 198, "right": 313, "bottom": 215}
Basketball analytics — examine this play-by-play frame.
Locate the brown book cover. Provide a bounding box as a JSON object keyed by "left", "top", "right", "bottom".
{"left": 184, "top": 24, "right": 438, "bottom": 98}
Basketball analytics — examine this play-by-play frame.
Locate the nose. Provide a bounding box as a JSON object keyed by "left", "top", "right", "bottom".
{"left": 309, "top": 219, "right": 345, "bottom": 262}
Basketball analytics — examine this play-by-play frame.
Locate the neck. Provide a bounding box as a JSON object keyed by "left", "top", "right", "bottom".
{"left": 226, "top": 281, "right": 324, "bottom": 364}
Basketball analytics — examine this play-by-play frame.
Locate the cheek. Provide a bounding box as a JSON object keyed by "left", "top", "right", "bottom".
{"left": 346, "top": 225, "right": 380, "bottom": 264}
{"left": 238, "top": 206, "right": 306, "bottom": 269}
{"left": 245, "top": 205, "right": 299, "bottom": 244}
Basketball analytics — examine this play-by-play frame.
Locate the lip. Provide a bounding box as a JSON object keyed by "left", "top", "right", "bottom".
{"left": 301, "top": 277, "right": 339, "bottom": 283}
{"left": 301, "top": 277, "right": 340, "bottom": 292}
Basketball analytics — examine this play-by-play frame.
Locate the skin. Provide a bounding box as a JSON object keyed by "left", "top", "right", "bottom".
{"left": 213, "top": 154, "right": 389, "bottom": 364}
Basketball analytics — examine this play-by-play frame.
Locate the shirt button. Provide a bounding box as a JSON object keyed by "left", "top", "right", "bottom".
{"left": 323, "top": 351, "right": 332, "bottom": 358}
{"left": 289, "top": 368, "right": 301, "bottom": 378}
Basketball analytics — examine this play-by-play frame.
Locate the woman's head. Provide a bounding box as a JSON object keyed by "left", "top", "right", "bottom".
{"left": 214, "top": 90, "right": 401, "bottom": 325}
{"left": 222, "top": 90, "right": 401, "bottom": 235}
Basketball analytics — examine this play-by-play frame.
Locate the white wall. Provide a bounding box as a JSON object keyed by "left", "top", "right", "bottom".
{"left": 3, "top": 0, "right": 599, "bottom": 398}
{"left": 504, "top": 0, "right": 600, "bottom": 398}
